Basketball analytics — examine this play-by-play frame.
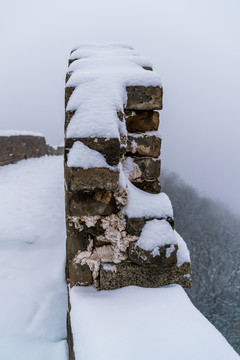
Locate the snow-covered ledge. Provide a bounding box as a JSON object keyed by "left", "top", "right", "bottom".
{"left": 0, "top": 130, "right": 63, "bottom": 166}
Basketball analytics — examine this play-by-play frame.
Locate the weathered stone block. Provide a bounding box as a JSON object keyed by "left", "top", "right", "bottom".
{"left": 65, "top": 137, "right": 121, "bottom": 166}
{"left": 0, "top": 135, "right": 48, "bottom": 166}
{"left": 132, "top": 179, "right": 161, "bottom": 194}
{"left": 126, "top": 217, "right": 174, "bottom": 237}
{"left": 128, "top": 243, "right": 178, "bottom": 267}
{"left": 66, "top": 167, "right": 119, "bottom": 191}
{"left": 125, "top": 110, "right": 159, "bottom": 133}
{"left": 68, "top": 191, "right": 117, "bottom": 216}
{"left": 99, "top": 262, "right": 192, "bottom": 290}
{"left": 66, "top": 219, "right": 93, "bottom": 260}
{"left": 126, "top": 86, "right": 163, "bottom": 110}
{"left": 69, "top": 261, "right": 93, "bottom": 286}
{"left": 127, "top": 135, "right": 161, "bottom": 158}
{"left": 129, "top": 157, "right": 161, "bottom": 180}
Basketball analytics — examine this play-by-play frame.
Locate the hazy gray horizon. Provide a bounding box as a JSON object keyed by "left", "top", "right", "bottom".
{"left": 1, "top": 0, "right": 240, "bottom": 214}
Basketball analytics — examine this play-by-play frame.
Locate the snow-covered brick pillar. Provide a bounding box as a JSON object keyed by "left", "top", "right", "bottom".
{"left": 64, "top": 42, "right": 192, "bottom": 292}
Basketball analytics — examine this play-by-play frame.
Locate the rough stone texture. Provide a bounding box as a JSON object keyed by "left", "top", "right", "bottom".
{"left": 68, "top": 191, "right": 117, "bottom": 216}
{"left": 64, "top": 50, "right": 192, "bottom": 294}
{"left": 69, "top": 261, "right": 93, "bottom": 286}
{"left": 65, "top": 86, "right": 75, "bottom": 108}
{"left": 126, "top": 86, "right": 163, "bottom": 111}
{"left": 66, "top": 218, "right": 93, "bottom": 259}
{"left": 128, "top": 157, "right": 161, "bottom": 180}
{"left": 125, "top": 110, "right": 159, "bottom": 133}
{"left": 132, "top": 179, "right": 161, "bottom": 194}
{"left": 99, "top": 262, "right": 192, "bottom": 290}
{"left": 0, "top": 135, "right": 48, "bottom": 166}
{"left": 65, "top": 137, "right": 121, "bottom": 166}
{"left": 126, "top": 217, "right": 174, "bottom": 237}
{"left": 128, "top": 243, "right": 178, "bottom": 266}
{"left": 127, "top": 135, "right": 161, "bottom": 158}
{"left": 66, "top": 167, "right": 119, "bottom": 191}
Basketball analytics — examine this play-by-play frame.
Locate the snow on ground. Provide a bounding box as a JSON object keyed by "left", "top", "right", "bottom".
{"left": 0, "top": 156, "right": 68, "bottom": 360}
{"left": 70, "top": 285, "right": 239, "bottom": 360}
{"left": 0, "top": 155, "right": 239, "bottom": 360}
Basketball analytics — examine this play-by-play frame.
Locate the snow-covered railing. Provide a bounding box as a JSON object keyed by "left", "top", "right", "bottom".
{"left": 64, "top": 43, "right": 192, "bottom": 291}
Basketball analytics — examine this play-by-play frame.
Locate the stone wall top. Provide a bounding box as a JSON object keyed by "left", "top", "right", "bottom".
{"left": 65, "top": 43, "right": 162, "bottom": 141}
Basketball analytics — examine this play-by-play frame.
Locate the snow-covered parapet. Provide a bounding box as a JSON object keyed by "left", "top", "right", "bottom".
{"left": 64, "top": 42, "right": 192, "bottom": 292}
{"left": 0, "top": 131, "right": 64, "bottom": 166}
{"left": 0, "top": 131, "right": 47, "bottom": 166}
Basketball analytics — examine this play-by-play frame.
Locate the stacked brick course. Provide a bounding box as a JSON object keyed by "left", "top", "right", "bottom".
{"left": 64, "top": 43, "right": 192, "bottom": 291}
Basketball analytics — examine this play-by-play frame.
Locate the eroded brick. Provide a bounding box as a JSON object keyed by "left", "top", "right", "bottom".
{"left": 126, "top": 86, "right": 163, "bottom": 111}
{"left": 127, "top": 135, "right": 161, "bottom": 158}
{"left": 66, "top": 167, "right": 119, "bottom": 191}
{"left": 125, "top": 110, "right": 159, "bottom": 133}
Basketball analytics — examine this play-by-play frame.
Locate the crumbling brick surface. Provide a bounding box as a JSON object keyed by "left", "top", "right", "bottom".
{"left": 99, "top": 262, "right": 192, "bottom": 290}
{"left": 64, "top": 45, "right": 191, "bottom": 291}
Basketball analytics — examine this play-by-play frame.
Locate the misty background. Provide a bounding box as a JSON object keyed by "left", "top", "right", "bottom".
{"left": 0, "top": 0, "right": 240, "bottom": 214}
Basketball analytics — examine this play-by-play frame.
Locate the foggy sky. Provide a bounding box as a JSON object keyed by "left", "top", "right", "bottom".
{"left": 1, "top": 0, "right": 240, "bottom": 214}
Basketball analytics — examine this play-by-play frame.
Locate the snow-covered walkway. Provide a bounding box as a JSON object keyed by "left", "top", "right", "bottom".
{"left": 0, "top": 156, "right": 238, "bottom": 360}
{"left": 70, "top": 285, "right": 240, "bottom": 360}
{"left": 0, "top": 156, "right": 68, "bottom": 360}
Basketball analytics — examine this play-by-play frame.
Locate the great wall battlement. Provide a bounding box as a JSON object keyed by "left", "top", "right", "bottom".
{"left": 64, "top": 42, "right": 192, "bottom": 359}
{"left": 64, "top": 43, "right": 192, "bottom": 294}
{"left": 0, "top": 130, "right": 63, "bottom": 166}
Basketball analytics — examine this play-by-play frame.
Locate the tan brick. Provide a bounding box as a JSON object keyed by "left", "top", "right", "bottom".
{"left": 127, "top": 135, "right": 161, "bottom": 158}
{"left": 130, "top": 157, "right": 161, "bottom": 179}
{"left": 125, "top": 110, "right": 159, "bottom": 133}
{"left": 66, "top": 167, "right": 119, "bottom": 192}
{"left": 132, "top": 179, "right": 161, "bottom": 194}
{"left": 126, "top": 86, "right": 163, "bottom": 110}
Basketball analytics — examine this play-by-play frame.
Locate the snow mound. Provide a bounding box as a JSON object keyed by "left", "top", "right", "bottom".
{"left": 136, "top": 219, "right": 177, "bottom": 251}
{"left": 122, "top": 180, "right": 173, "bottom": 219}
{"left": 70, "top": 285, "right": 239, "bottom": 360}
{"left": 0, "top": 156, "right": 68, "bottom": 360}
